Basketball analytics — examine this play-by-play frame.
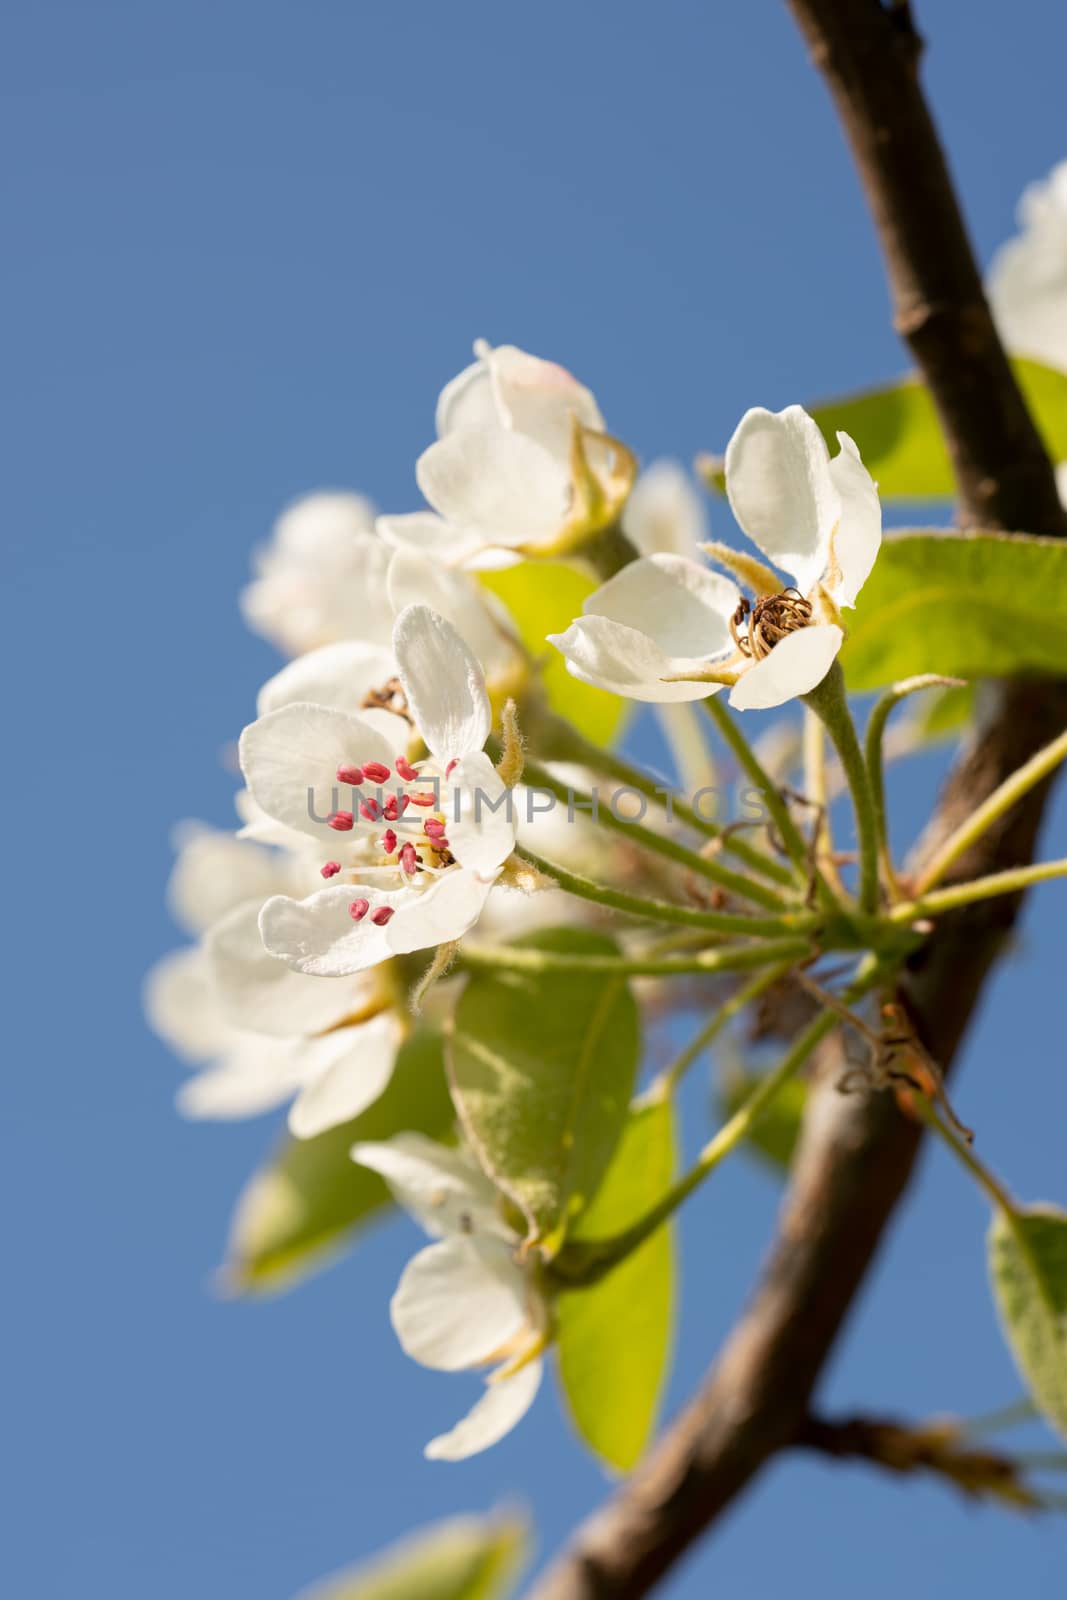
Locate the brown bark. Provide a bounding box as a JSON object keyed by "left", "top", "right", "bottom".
{"left": 526, "top": 5, "right": 1067, "bottom": 1597}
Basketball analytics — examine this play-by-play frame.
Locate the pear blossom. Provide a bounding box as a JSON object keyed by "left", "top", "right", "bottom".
{"left": 988, "top": 159, "right": 1067, "bottom": 376}
{"left": 145, "top": 825, "right": 406, "bottom": 1138}
{"left": 549, "top": 405, "right": 881, "bottom": 712}
{"left": 241, "top": 492, "right": 393, "bottom": 656}
{"left": 251, "top": 605, "right": 517, "bottom": 978}
{"left": 378, "top": 340, "right": 635, "bottom": 564}
{"left": 351, "top": 1134, "right": 546, "bottom": 1460}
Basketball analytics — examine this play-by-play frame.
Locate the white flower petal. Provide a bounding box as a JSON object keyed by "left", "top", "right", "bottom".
{"left": 435, "top": 352, "right": 502, "bottom": 437}
{"left": 550, "top": 615, "right": 726, "bottom": 703}
{"left": 166, "top": 826, "right": 295, "bottom": 936}
{"left": 487, "top": 344, "right": 605, "bottom": 463}
{"left": 424, "top": 1360, "right": 543, "bottom": 1461}
{"left": 550, "top": 554, "right": 739, "bottom": 704}
{"left": 725, "top": 406, "right": 838, "bottom": 594}
{"left": 176, "top": 1037, "right": 310, "bottom": 1120}
{"left": 390, "top": 1234, "right": 529, "bottom": 1372}
{"left": 206, "top": 900, "right": 363, "bottom": 1036}
{"left": 728, "top": 624, "right": 844, "bottom": 712}
{"left": 385, "top": 869, "right": 495, "bottom": 957}
{"left": 387, "top": 549, "right": 517, "bottom": 685}
{"left": 240, "top": 498, "right": 390, "bottom": 656}
{"left": 258, "top": 883, "right": 411, "bottom": 977}
{"left": 447, "top": 752, "right": 518, "bottom": 875}
{"left": 393, "top": 605, "right": 491, "bottom": 765}
{"left": 376, "top": 511, "right": 489, "bottom": 567}
{"left": 144, "top": 946, "right": 231, "bottom": 1064}
{"left": 416, "top": 429, "right": 570, "bottom": 546}
{"left": 287, "top": 1012, "right": 403, "bottom": 1139}
{"left": 256, "top": 642, "right": 399, "bottom": 718}
{"left": 350, "top": 1132, "right": 506, "bottom": 1239}
{"left": 585, "top": 553, "right": 738, "bottom": 655}
{"left": 622, "top": 460, "right": 708, "bottom": 560}
{"left": 239, "top": 702, "right": 401, "bottom": 845}
{"left": 825, "top": 432, "right": 882, "bottom": 608}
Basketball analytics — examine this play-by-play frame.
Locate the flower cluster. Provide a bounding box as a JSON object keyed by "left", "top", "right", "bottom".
{"left": 149, "top": 337, "right": 892, "bottom": 1460}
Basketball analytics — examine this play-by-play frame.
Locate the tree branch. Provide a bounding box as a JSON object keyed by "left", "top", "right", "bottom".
{"left": 796, "top": 1412, "right": 1044, "bottom": 1510}
{"left": 526, "top": 5, "right": 1067, "bottom": 1597}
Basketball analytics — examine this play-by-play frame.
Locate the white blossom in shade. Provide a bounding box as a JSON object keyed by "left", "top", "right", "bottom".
{"left": 255, "top": 606, "right": 517, "bottom": 977}
{"left": 550, "top": 405, "right": 882, "bottom": 712}
{"left": 351, "top": 1134, "right": 545, "bottom": 1460}
{"left": 145, "top": 825, "right": 407, "bottom": 1137}
{"left": 240, "top": 492, "right": 393, "bottom": 656}
{"left": 377, "top": 340, "right": 634, "bottom": 564}
{"left": 622, "top": 459, "right": 709, "bottom": 561}
{"left": 988, "top": 160, "right": 1067, "bottom": 375}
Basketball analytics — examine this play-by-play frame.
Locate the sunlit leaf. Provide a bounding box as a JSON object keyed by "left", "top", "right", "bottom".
{"left": 480, "top": 561, "right": 627, "bottom": 745}
{"left": 223, "top": 1028, "right": 454, "bottom": 1294}
{"left": 556, "top": 1095, "right": 677, "bottom": 1472}
{"left": 808, "top": 359, "right": 1067, "bottom": 500}
{"left": 296, "top": 1511, "right": 528, "bottom": 1600}
{"left": 448, "top": 928, "right": 641, "bottom": 1254}
{"left": 989, "top": 1205, "right": 1067, "bottom": 1442}
{"left": 840, "top": 530, "right": 1067, "bottom": 690}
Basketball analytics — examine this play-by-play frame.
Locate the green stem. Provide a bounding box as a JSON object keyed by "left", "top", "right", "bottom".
{"left": 703, "top": 693, "right": 840, "bottom": 916}
{"left": 913, "top": 727, "right": 1067, "bottom": 895}
{"left": 913, "top": 1098, "right": 1016, "bottom": 1213}
{"left": 651, "top": 961, "right": 795, "bottom": 1096}
{"left": 553, "top": 958, "right": 883, "bottom": 1285}
{"left": 890, "top": 859, "right": 1067, "bottom": 921}
{"left": 515, "top": 847, "right": 816, "bottom": 938}
{"left": 457, "top": 935, "right": 811, "bottom": 981}
{"left": 865, "top": 675, "right": 964, "bottom": 900}
{"left": 804, "top": 662, "right": 881, "bottom": 914}
{"left": 521, "top": 756, "right": 789, "bottom": 911}
{"left": 541, "top": 715, "right": 795, "bottom": 887}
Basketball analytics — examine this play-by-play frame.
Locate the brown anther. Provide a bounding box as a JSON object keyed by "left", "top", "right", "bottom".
{"left": 360, "top": 676, "right": 413, "bottom": 725}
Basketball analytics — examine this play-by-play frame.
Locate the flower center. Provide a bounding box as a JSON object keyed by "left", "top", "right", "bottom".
{"left": 729, "top": 589, "right": 813, "bottom": 661}
{"left": 322, "top": 755, "right": 457, "bottom": 882}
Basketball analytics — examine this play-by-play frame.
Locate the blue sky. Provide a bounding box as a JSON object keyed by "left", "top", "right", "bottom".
{"left": 4, "top": 3, "right": 1067, "bottom": 1596}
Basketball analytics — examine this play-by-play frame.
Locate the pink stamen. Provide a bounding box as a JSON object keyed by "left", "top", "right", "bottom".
{"left": 380, "top": 828, "right": 398, "bottom": 854}
{"left": 424, "top": 818, "right": 447, "bottom": 840}
{"left": 445, "top": 759, "right": 459, "bottom": 777}
{"left": 370, "top": 905, "right": 395, "bottom": 926}
{"left": 407, "top": 790, "right": 436, "bottom": 807}
{"left": 395, "top": 756, "right": 419, "bottom": 781}
{"left": 349, "top": 898, "right": 370, "bottom": 922}
{"left": 399, "top": 842, "right": 418, "bottom": 875}
{"left": 362, "top": 761, "right": 391, "bottom": 784}
{"left": 328, "top": 811, "right": 355, "bottom": 831}
{"left": 336, "top": 763, "right": 364, "bottom": 785}
{"left": 320, "top": 860, "right": 342, "bottom": 878}
{"left": 383, "top": 793, "right": 411, "bottom": 821}
{"left": 359, "top": 797, "right": 381, "bottom": 821}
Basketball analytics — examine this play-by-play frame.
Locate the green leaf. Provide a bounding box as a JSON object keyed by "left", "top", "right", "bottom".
{"left": 840, "top": 530, "right": 1067, "bottom": 691}
{"left": 556, "top": 1096, "right": 677, "bottom": 1472}
{"left": 480, "top": 561, "right": 627, "bottom": 746}
{"left": 223, "top": 1028, "right": 455, "bottom": 1294}
{"left": 448, "top": 927, "right": 641, "bottom": 1253}
{"left": 810, "top": 359, "right": 1067, "bottom": 500}
{"left": 989, "top": 1205, "right": 1067, "bottom": 1442}
{"left": 720, "top": 1069, "right": 807, "bottom": 1173}
{"left": 295, "top": 1511, "right": 528, "bottom": 1600}
{"left": 914, "top": 681, "right": 975, "bottom": 741}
